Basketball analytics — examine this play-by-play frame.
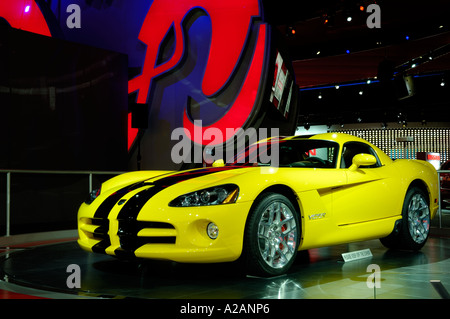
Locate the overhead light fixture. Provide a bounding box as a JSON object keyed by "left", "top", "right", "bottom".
{"left": 323, "top": 13, "right": 334, "bottom": 26}
{"left": 24, "top": 5, "right": 31, "bottom": 13}
{"left": 287, "top": 26, "right": 296, "bottom": 37}
{"left": 344, "top": 8, "right": 353, "bottom": 22}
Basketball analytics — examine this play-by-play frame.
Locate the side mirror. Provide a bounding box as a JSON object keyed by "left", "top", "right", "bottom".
{"left": 349, "top": 154, "right": 377, "bottom": 171}
{"left": 212, "top": 159, "right": 225, "bottom": 167}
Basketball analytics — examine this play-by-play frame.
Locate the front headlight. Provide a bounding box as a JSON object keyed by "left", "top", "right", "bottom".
{"left": 169, "top": 184, "right": 239, "bottom": 207}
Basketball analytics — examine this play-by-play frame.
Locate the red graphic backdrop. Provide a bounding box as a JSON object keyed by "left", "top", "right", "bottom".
{"left": 0, "top": 1, "right": 51, "bottom": 37}
{"left": 128, "top": 0, "right": 266, "bottom": 148}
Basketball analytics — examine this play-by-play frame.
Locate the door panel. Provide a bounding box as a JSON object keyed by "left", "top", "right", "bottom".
{"left": 333, "top": 165, "right": 401, "bottom": 225}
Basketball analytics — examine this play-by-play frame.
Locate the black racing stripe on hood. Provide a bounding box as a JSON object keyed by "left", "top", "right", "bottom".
{"left": 150, "top": 166, "right": 240, "bottom": 187}
{"left": 93, "top": 181, "right": 145, "bottom": 219}
{"left": 91, "top": 181, "right": 146, "bottom": 254}
{"left": 91, "top": 166, "right": 242, "bottom": 255}
{"left": 117, "top": 185, "right": 164, "bottom": 221}
{"left": 93, "top": 166, "right": 239, "bottom": 219}
{"left": 116, "top": 166, "right": 241, "bottom": 221}
{"left": 114, "top": 166, "right": 243, "bottom": 254}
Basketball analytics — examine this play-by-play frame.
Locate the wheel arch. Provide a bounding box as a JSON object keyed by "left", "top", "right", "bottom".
{"left": 408, "top": 179, "right": 431, "bottom": 204}
{"left": 249, "top": 184, "right": 301, "bottom": 217}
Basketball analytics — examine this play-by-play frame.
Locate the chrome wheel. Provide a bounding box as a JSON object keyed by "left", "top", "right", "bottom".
{"left": 257, "top": 201, "right": 298, "bottom": 269}
{"left": 407, "top": 193, "right": 430, "bottom": 244}
{"left": 380, "top": 187, "right": 431, "bottom": 251}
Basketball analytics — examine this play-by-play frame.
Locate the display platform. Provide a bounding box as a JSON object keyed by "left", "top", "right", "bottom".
{"left": 1, "top": 233, "right": 450, "bottom": 299}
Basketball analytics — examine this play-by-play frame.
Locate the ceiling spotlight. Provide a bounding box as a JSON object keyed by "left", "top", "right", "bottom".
{"left": 316, "top": 50, "right": 321, "bottom": 55}
{"left": 411, "top": 63, "right": 417, "bottom": 68}
{"left": 346, "top": 49, "right": 350, "bottom": 54}
{"left": 359, "top": 90, "right": 363, "bottom": 95}
{"left": 323, "top": 14, "right": 334, "bottom": 26}
{"left": 335, "top": 85, "right": 340, "bottom": 89}
{"left": 441, "top": 80, "right": 445, "bottom": 87}
{"left": 366, "top": 80, "right": 371, "bottom": 84}
{"left": 347, "top": 16, "right": 353, "bottom": 22}
{"left": 318, "top": 93, "right": 323, "bottom": 99}
{"left": 287, "top": 26, "right": 296, "bottom": 37}
{"left": 405, "top": 35, "right": 410, "bottom": 40}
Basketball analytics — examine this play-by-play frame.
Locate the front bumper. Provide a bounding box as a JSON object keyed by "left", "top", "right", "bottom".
{"left": 78, "top": 196, "right": 253, "bottom": 263}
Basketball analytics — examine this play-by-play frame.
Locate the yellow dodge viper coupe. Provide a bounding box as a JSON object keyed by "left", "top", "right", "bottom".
{"left": 78, "top": 133, "right": 439, "bottom": 276}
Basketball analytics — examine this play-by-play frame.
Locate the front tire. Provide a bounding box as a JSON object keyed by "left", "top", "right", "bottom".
{"left": 380, "top": 187, "right": 431, "bottom": 250}
{"left": 244, "top": 193, "right": 300, "bottom": 277}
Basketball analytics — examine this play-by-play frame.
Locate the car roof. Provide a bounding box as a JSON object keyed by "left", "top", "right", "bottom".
{"left": 285, "top": 132, "right": 367, "bottom": 144}
{"left": 284, "top": 132, "right": 393, "bottom": 165}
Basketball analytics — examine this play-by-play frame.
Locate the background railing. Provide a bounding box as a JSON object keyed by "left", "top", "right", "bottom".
{"left": 1, "top": 169, "right": 449, "bottom": 237}
{"left": 437, "top": 170, "right": 450, "bottom": 229}
{"left": 1, "top": 170, "right": 124, "bottom": 236}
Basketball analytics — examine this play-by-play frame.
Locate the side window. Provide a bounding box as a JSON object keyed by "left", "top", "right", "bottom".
{"left": 340, "top": 142, "right": 380, "bottom": 169}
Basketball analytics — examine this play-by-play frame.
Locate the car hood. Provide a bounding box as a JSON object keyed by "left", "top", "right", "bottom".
{"left": 100, "top": 166, "right": 257, "bottom": 195}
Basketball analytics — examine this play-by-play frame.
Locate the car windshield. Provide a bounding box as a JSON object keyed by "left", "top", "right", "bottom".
{"left": 227, "top": 139, "right": 339, "bottom": 168}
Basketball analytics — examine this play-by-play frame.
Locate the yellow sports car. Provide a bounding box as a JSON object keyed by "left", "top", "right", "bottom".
{"left": 77, "top": 133, "right": 439, "bottom": 276}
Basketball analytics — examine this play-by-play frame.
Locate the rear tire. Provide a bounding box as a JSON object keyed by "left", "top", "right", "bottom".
{"left": 380, "top": 187, "right": 431, "bottom": 250}
{"left": 244, "top": 193, "right": 300, "bottom": 277}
